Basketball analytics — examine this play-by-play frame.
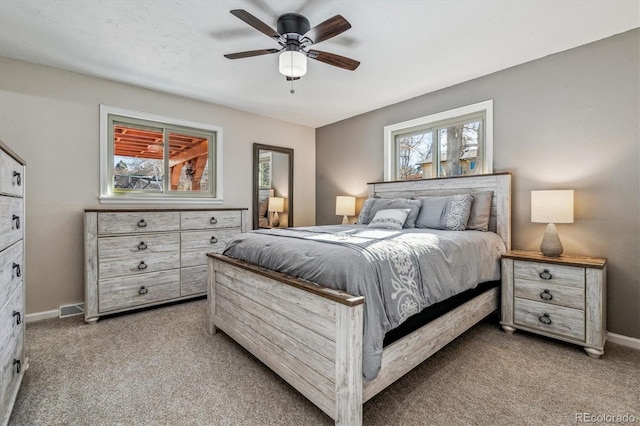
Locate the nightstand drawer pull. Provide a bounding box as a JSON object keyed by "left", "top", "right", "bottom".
{"left": 137, "top": 219, "right": 147, "bottom": 228}
{"left": 540, "top": 289, "right": 553, "bottom": 301}
{"left": 138, "top": 286, "right": 149, "bottom": 295}
{"left": 539, "top": 269, "right": 552, "bottom": 280}
{"left": 137, "top": 261, "right": 148, "bottom": 270}
{"left": 138, "top": 242, "right": 148, "bottom": 250}
{"left": 538, "top": 313, "right": 552, "bottom": 325}
{"left": 210, "top": 236, "right": 218, "bottom": 244}
{"left": 210, "top": 217, "right": 217, "bottom": 224}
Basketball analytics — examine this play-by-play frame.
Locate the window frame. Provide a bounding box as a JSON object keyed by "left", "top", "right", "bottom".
{"left": 99, "top": 105, "right": 223, "bottom": 204}
{"left": 383, "top": 100, "right": 493, "bottom": 181}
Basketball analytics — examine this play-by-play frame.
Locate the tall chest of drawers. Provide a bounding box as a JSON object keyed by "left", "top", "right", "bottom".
{"left": 84, "top": 208, "right": 247, "bottom": 323}
{"left": 501, "top": 250, "right": 607, "bottom": 358}
{"left": 0, "top": 140, "right": 26, "bottom": 426}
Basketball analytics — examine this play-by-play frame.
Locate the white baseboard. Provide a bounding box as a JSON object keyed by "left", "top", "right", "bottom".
{"left": 607, "top": 332, "right": 640, "bottom": 350}
{"left": 25, "top": 309, "right": 58, "bottom": 323}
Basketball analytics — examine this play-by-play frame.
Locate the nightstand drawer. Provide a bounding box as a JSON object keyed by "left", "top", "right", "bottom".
{"left": 514, "top": 278, "right": 584, "bottom": 310}
{"left": 514, "top": 260, "right": 584, "bottom": 289}
{"left": 514, "top": 297, "right": 585, "bottom": 341}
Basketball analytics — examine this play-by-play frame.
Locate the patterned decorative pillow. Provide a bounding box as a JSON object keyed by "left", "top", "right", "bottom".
{"left": 357, "top": 198, "right": 421, "bottom": 228}
{"left": 467, "top": 191, "right": 493, "bottom": 231}
{"left": 367, "top": 209, "right": 411, "bottom": 230}
{"left": 415, "top": 194, "right": 474, "bottom": 231}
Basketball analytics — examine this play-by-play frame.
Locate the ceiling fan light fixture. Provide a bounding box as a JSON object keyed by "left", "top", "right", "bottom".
{"left": 279, "top": 50, "right": 307, "bottom": 78}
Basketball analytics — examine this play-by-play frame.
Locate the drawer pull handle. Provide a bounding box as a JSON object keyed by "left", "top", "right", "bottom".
{"left": 138, "top": 242, "right": 148, "bottom": 250}
{"left": 137, "top": 219, "right": 147, "bottom": 228}
{"left": 12, "top": 263, "right": 21, "bottom": 278}
{"left": 12, "top": 311, "right": 22, "bottom": 325}
{"left": 13, "top": 359, "right": 21, "bottom": 374}
{"left": 538, "top": 313, "right": 552, "bottom": 325}
{"left": 12, "top": 215, "right": 20, "bottom": 230}
{"left": 137, "top": 261, "right": 148, "bottom": 270}
{"left": 539, "top": 269, "right": 552, "bottom": 280}
{"left": 210, "top": 236, "right": 218, "bottom": 244}
{"left": 540, "top": 289, "right": 553, "bottom": 301}
{"left": 13, "top": 171, "right": 21, "bottom": 186}
{"left": 138, "top": 286, "right": 149, "bottom": 295}
{"left": 210, "top": 217, "right": 217, "bottom": 224}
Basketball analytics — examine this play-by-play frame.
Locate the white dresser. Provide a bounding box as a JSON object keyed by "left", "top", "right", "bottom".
{"left": 0, "top": 140, "right": 26, "bottom": 426}
{"left": 84, "top": 208, "right": 247, "bottom": 323}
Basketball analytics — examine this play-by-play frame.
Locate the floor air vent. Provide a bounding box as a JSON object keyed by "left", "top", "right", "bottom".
{"left": 59, "top": 303, "right": 84, "bottom": 318}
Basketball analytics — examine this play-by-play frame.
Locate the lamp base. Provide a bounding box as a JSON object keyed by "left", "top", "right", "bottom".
{"left": 342, "top": 215, "right": 349, "bottom": 225}
{"left": 271, "top": 212, "right": 280, "bottom": 228}
{"left": 540, "top": 223, "right": 563, "bottom": 257}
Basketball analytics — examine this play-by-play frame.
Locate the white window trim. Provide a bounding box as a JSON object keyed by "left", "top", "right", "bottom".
{"left": 383, "top": 100, "right": 493, "bottom": 181}
{"left": 99, "top": 104, "right": 224, "bottom": 204}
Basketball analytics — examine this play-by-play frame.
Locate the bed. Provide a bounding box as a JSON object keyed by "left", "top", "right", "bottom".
{"left": 207, "top": 173, "right": 511, "bottom": 425}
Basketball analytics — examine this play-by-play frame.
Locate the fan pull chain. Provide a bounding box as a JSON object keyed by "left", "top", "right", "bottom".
{"left": 290, "top": 54, "right": 295, "bottom": 94}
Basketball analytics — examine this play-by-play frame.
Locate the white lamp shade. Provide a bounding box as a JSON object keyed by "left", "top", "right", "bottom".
{"left": 279, "top": 51, "right": 307, "bottom": 78}
{"left": 335, "top": 196, "right": 356, "bottom": 216}
{"left": 531, "top": 190, "right": 574, "bottom": 224}
{"left": 268, "top": 196, "right": 284, "bottom": 213}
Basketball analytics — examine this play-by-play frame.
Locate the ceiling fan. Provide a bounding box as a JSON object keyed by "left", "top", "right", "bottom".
{"left": 224, "top": 9, "right": 360, "bottom": 82}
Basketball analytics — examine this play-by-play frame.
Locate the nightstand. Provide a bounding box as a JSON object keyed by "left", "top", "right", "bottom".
{"left": 500, "top": 250, "right": 607, "bottom": 358}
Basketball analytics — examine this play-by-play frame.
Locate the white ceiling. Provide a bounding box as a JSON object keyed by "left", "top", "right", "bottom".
{"left": 0, "top": 0, "right": 638, "bottom": 128}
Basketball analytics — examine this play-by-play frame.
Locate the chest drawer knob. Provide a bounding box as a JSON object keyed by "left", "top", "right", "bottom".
{"left": 13, "top": 262, "right": 21, "bottom": 278}
{"left": 539, "top": 269, "right": 552, "bottom": 280}
{"left": 12, "top": 214, "right": 20, "bottom": 230}
{"left": 12, "top": 310, "right": 22, "bottom": 325}
{"left": 13, "top": 359, "right": 21, "bottom": 374}
{"left": 13, "top": 170, "right": 22, "bottom": 186}
{"left": 138, "top": 286, "right": 149, "bottom": 295}
{"left": 138, "top": 242, "right": 148, "bottom": 250}
{"left": 137, "top": 261, "right": 148, "bottom": 270}
{"left": 538, "top": 313, "right": 552, "bottom": 325}
{"left": 210, "top": 236, "right": 218, "bottom": 244}
{"left": 540, "top": 289, "right": 553, "bottom": 301}
{"left": 210, "top": 217, "right": 218, "bottom": 224}
{"left": 137, "top": 219, "right": 147, "bottom": 228}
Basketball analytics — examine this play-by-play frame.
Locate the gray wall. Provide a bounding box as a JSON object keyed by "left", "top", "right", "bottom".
{"left": 316, "top": 29, "right": 639, "bottom": 339}
{"left": 0, "top": 56, "right": 316, "bottom": 315}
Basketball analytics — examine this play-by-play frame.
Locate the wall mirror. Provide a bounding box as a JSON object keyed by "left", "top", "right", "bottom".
{"left": 253, "top": 143, "right": 294, "bottom": 230}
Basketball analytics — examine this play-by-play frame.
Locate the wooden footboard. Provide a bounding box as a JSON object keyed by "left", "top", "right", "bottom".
{"left": 208, "top": 254, "right": 365, "bottom": 424}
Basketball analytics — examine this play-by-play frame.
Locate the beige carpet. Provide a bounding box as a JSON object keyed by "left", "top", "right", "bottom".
{"left": 10, "top": 299, "right": 640, "bottom": 425}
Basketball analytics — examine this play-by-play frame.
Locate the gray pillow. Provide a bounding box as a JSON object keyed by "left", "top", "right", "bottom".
{"left": 416, "top": 194, "right": 474, "bottom": 231}
{"left": 357, "top": 198, "right": 421, "bottom": 228}
{"left": 367, "top": 209, "right": 410, "bottom": 230}
{"left": 467, "top": 191, "right": 493, "bottom": 231}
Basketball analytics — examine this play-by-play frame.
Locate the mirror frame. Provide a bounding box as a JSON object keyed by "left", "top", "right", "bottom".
{"left": 252, "top": 143, "right": 294, "bottom": 230}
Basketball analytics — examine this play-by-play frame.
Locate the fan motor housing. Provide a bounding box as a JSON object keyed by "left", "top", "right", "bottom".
{"left": 277, "top": 13, "right": 310, "bottom": 37}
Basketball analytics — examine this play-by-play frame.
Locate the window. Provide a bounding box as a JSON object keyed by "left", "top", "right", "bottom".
{"left": 384, "top": 100, "right": 493, "bottom": 181}
{"left": 100, "top": 105, "right": 223, "bottom": 203}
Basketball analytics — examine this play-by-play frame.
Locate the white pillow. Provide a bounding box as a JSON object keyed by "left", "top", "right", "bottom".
{"left": 367, "top": 209, "right": 410, "bottom": 230}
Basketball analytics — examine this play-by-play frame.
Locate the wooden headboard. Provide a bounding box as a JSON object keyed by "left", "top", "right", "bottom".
{"left": 367, "top": 172, "right": 511, "bottom": 250}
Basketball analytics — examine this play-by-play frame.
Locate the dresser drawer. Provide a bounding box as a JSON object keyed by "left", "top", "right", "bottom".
{"left": 0, "top": 284, "right": 24, "bottom": 410}
{"left": 514, "top": 297, "right": 585, "bottom": 341}
{"left": 0, "top": 331, "right": 23, "bottom": 416}
{"left": 513, "top": 278, "right": 584, "bottom": 310}
{"left": 98, "top": 269, "right": 180, "bottom": 313}
{"left": 181, "top": 265, "right": 208, "bottom": 296}
{"left": 98, "top": 212, "right": 180, "bottom": 235}
{"left": 181, "top": 210, "right": 242, "bottom": 230}
{"left": 514, "top": 260, "right": 584, "bottom": 289}
{"left": 181, "top": 228, "right": 240, "bottom": 267}
{"left": 0, "top": 240, "right": 23, "bottom": 306}
{"left": 0, "top": 197, "right": 23, "bottom": 252}
{"left": 98, "top": 233, "right": 180, "bottom": 279}
{"left": 0, "top": 150, "right": 24, "bottom": 198}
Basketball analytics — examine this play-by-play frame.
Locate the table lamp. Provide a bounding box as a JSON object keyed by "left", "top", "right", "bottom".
{"left": 336, "top": 196, "right": 356, "bottom": 225}
{"left": 269, "top": 196, "right": 284, "bottom": 227}
{"left": 531, "top": 190, "right": 574, "bottom": 257}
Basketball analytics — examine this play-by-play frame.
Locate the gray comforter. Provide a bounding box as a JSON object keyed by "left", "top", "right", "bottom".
{"left": 223, "top": 225, "right": 506, "bottom": 381}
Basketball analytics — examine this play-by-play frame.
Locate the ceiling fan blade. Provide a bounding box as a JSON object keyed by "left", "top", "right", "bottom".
{"left": 230, "top": 9, "right": 280, "bottom": 39}
{"left": 224, "top": 48, "right": 279, "bottom": 59}
{"left": 303, "top": 15, "right": 351, "bottom": 44}
{"left": 308, "top": 50, "right": 360, "bottom": 71}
